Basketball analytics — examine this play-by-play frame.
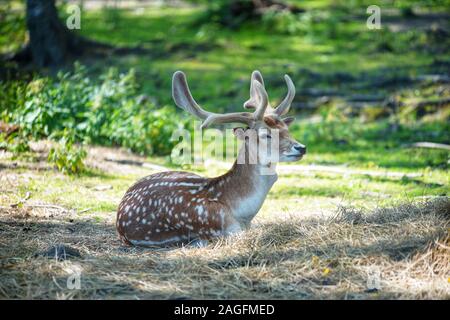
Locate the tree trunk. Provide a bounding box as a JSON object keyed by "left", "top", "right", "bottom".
{"left": 3, "top": 0, "right": 121, "bottom": 71}
{"left": 26, "top": 0, "right": 80, "bottom": 67}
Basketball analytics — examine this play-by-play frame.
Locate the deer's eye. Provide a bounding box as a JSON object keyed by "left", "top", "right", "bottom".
{"left": 265, "top": 134, "right": 272, "bottom": 139}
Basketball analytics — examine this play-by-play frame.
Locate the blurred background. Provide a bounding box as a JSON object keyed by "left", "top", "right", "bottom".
{"left": 0, "top": 0, "right": 449, "bottom": 173}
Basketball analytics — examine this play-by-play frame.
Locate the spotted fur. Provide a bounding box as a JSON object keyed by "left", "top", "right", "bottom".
{"left": 116, "top": 115, "right": 304, "bottom": 247}
{"left": 116, "top": 70, "right": 306, "bottom": 247}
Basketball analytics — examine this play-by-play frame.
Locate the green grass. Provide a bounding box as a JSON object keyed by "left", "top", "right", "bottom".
{"left": 75, "top": 3, "right": 448, "bottom": 182}
{"left": 2, "top": 131, "right": 447, "bottom": 217}
{"left": 292, "top": 119, "right": 449, "bottom": 170}
{"left": 1, "top": 1, "right": 448, "bottom": 201}
{"left": 68, "top": 3, "right": 449, "bottom": 109}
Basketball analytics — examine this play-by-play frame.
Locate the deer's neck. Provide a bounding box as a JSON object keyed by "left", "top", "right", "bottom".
{"left": 213, "top": 147, "right": 278, "bottom": 225}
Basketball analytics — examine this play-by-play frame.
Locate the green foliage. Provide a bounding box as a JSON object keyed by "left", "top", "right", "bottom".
{"left": 0, "top": 64, "right": 191, "bottom": 174}
{"left": 1, "top": 1, "right": 448, "bottom": 176}
{"left": 48, "top": 133, "right": 87, "bottom": 175}
{"left": 0, "top": 131, "right": 30, "bottom": 156}
{"left": 261, "top": 8, "right": 304, "bottom": 35}
{"left": 0, "top": 78, "right": 27, "bottom": 122}
{"left": 197, "top": 0, "right": 257, "bottom": 29}
{"left": 291, "top": 116, "right": 449, "bottom": 170}
{"left": 0, "top": 2, "right": 26, "bottom": 54}
{"left": 1, "top": 64, "right": 189, "bottom": 159}
{"left": 198, "top": 1, "right": 311, "bottom": 35}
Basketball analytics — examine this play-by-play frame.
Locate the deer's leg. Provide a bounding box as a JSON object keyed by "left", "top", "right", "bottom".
{"left": 224, "top": 219, "right": 243, "bottom": 236}
{"left": 188, "top": 239, "right": 209, "bottom": 248}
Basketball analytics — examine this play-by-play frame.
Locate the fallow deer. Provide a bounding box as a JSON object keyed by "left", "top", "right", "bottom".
{"left": 116, "top": 70, "right": 306, "bottom": 247}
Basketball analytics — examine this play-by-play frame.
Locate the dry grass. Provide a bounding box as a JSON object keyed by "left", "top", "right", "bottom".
{"left": 0, "top": 197, "right": 448, "bottom": 300}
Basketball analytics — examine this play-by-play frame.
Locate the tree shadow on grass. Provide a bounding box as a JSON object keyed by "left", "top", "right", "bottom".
{"left": 1, "top": 197, "right": 447, "bottom": 299}
{"left": 0, "top": 214, "right": 193, "bottom": 299}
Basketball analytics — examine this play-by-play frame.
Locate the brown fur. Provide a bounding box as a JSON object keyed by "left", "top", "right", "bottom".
{"left": 116, "top": 70, "right": 305, "bottom": 247}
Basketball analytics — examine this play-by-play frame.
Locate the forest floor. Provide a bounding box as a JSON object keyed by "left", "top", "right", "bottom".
{"left": 0, "top": 142, "right": 448, "bottom": 299}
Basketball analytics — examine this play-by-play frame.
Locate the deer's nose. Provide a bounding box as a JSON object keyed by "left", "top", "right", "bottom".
{"left": 293, "top": 144, "right": 306, "bottom": 154}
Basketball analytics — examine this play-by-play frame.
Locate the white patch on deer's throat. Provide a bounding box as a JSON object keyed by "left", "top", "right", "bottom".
{"left": 232, "top": 186, "right": 271, "bottom": 222}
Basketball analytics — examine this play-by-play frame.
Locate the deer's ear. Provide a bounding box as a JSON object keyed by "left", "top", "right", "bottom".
{"left": 233, "top": 127, "right": 246, "bottom": 140}
{"left": 283, "top": 116, "right": 295, "bottom": 127}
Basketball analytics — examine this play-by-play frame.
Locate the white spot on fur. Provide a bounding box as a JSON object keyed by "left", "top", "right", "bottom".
{"left": 196, "top": 206, "right": 204, "bottom": 216}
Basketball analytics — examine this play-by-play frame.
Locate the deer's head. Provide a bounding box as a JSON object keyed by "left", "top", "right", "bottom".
{"left": 172, "top": 70, "right": 306, "bottom": 165}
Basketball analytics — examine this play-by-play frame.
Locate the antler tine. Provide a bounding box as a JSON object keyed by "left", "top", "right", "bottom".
{"left": 201, "top": 112, "right": 255, "bottom": 129}
{"left": 252, "top": 80, "right": 269, "bottom": 121}
{"left": 274, "top": 74, "right": 295, "bottom": 116}
{"left": 243, "top": 70, "right": 265, "bottom": 109}
{"left": 172, "top": 71, "right": 212, "bottom": 119}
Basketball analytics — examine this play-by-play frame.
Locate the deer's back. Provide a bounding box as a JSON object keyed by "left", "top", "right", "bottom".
{"left": 116, "top": 171, "right": 230, "bottom": 246}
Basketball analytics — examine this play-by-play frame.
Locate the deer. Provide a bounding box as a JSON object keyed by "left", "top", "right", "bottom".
{"left": 116, "top": 70, "right": 306, "bottom": 247}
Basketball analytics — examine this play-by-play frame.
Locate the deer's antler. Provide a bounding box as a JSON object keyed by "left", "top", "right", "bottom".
{"left": 243, "top": 71, "right": 295, "bottom": 117}
{"left": 243, "top": 70, "right": 269, "bottom": 110}
{"left": 274, "top": 74, "right": 295, "bottom": 116}
{"left": 172, "top": 71, "right": 268, "bottom": 129}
